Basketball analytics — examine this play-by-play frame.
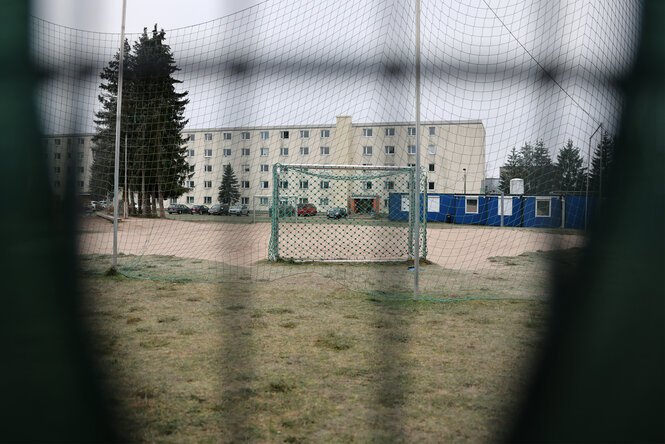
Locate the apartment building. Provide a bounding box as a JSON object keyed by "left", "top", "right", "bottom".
{"left": 44, "top": 116, "right": 485, "bottom": 211}
{"left": 180, "top": 116, "right": 485, "bottom": 211}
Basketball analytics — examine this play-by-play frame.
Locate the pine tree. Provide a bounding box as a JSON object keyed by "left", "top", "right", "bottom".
{"left": 90, "top": 40, "right": 131, "bottom": 202}
{"left": 89, "top": 26, "right": 190, "bottom": 217}
{"left": 556, "top": 139, "right": 586, "bottom": 193}
{"left": 218, "top": 164, "right": 240, "bottom": 205}
{"left": 499, "top": 146, "right": 521, "bottom": 193}
{"left": 589, "top": 131, "right": 614, "bottom": 195}
{"left": 530, "top": 139, "right": 555, "bottom": 195}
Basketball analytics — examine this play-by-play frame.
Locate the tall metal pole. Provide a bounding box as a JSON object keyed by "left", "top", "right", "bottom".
{"left": 463, "top": 168, "right": 467, "bottom": 195}
{"left": 112, "top": 0, "right": 127, "bottom": 269}
{"left": 124, "top": 133, "right": 128, "bottom": 218}
{"left": 584, "top": 123, "right": 602, "bottom": 230}
{"left": 413, "top": 0, "right": 421, "bottom": 300}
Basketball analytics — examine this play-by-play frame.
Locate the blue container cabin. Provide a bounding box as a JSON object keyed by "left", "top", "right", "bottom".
{"left": 564, "top": 195, "right": 596, "bottom": 229}
{"left": 486, "top": 196, "right": 523, "bottom": 226}
{"left": 453, "top": 195, "right": 488, "bottom": 225}
{"left": 522, "top": 196, "right": 563, "bottom": 228}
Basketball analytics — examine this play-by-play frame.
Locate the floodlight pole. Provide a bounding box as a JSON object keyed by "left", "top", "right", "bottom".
{"left": 413, "top": 0, "right": 421, "bottom": 300}
{"left": 112, "top": 0, "right": 127, "bottom": 269}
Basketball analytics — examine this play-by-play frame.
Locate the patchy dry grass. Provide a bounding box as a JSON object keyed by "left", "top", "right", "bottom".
{"left": 80, "top": 254, "right": 558, "bottom": 442}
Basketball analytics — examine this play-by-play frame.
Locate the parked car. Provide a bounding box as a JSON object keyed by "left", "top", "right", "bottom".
{"left": 268, "top": 204, "right": 296, "bottom": 217}
{"left": 167, "top": 204, "right": 192, "bottom": 214}
{"left": 327, "top": 207, "right": 348, "bottom": 219}
{"left": 297, "top": 203, "right": 317, "bottom": 217}
{"left": 228, "top": 205, "right": 249, "bottom": 216}
{"left": 191, "top": 204, "right": 209, "bottom": 215}
{"left": 209, "top": 204, "right": 229, "bottom": 215}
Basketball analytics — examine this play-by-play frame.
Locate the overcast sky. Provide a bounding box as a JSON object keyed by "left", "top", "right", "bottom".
{"left": 30, "top": 0, "right": 641, "bottom": 176}
{"left": 32, "top": 0, "right": 264, "bottom": 33}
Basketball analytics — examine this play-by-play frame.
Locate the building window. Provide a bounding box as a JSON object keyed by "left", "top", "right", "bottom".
{"left": 384, "top": 198, "right": 389, "bottom": 208}
{"left": 54, "top": 180, "right": 61, "bottom": 187}
{"left": 320, "top": 146, "right": 330, "bottom": 155}
{"left": 78, "top": 166, "right": 84, "bottom": 173}
{"left": 320, "top": 181, "right": 329, "bottom": 189}
{"left": 300, "top": 130, "right": 309, "bottom": 138}
{"left": 189, "top": 164, "right": 196, "bottom": 173}
{"left": 363, "top": 146, "right": 372, "bottom": 155}
{"left": 204, "top": 149, "right": 212, "bottom": 157}
{"left": 187, "top": 180, "right": 195, "bottom": 188}
{"left": 242, "top": 164, "right": 250, "bottom": 172}
{"left": 204, "top": 165, "right": 213, "bottom": 172}
{"left": 362, "top": 128, "right": 373, "bottom": 137}
{"left": 259, "top": 197, "right": 269, "bottom": 206}
{"left": 170, "top": 198, "right": 177, "bottom": 204}
{"left": 260, "top": 164, "right": 269, "bottom": 172}
{"left": 79, "top": 181, "right": 84, "bottom": 188}
{"left": 280, "top": 131, "right": 289, "bottom": 139}
{"left": 78, "top": 137, "right": 85, "bottom": 145}
{"left": 242, "top": 148, "right": 250, "bottom": 156}
{"left": 429, "top": 163, "right": 435, "bottom": 172}
{"left": 223, "top": 132, "right": 232, "bottom": 140}
{"left": 429, "top": 127, "right": 435, "bottom": 136}
{"left": 204, "top": 196, "right": 212, "bottom": 204}
{"left": 320, "top": 198, "right": 329, "bottom": 206}
{"left": 384, "top": 146, "right": 395, "bottom": 155}
{"left": 384, "top": 181, "right": 394, "bottom": 190}
{"left": 363, "top": 181, "right": 373, "bottom": 190}
{"left": 280, "top": 147, "right": 289, "bottom": 156}
{"left": 408, "top": 145, "right": 416, "bottom": 155}
{"left": 241, "top": 197, "right": 249, "bottom": 205}
{"left": 77, "top": 152, "right": 84, "bottom": 160}
{"left": 223, "top": 149, "right": 231, "bottom": 157}
{"left": 428, "top": 145, "right": 436, "bottom": 155}
{"left": 54, "top": 153, "right": 61, "bottom": 159}
{"left": 260, "top": 181, "right": 269, "bottom": 189}
{"left": 205, "top": 133, "right": 213, "bottom": 141}
{"left": 241, "top": 181, "right": 249, "bottom": 189}
{"left": 321, "top": 129, "right": 330, "bottom": 138}
{"left": 188, "top": 149, "right": 195, "bottom": 157}
{"left": 408, "top": 163, "right": 415, "bottom": 167}
{"left": 187, "top": 196, "right": 195, "bottom": 204}
{"left": 54, "top": 139, "right": 61, "bottom": 146}
{"left": 279, "top": 180, "right": 288, "bottom": 189}
{"left": 54, "top": 167, "right": 61, "bottom": 173}
{"left": 300, "top": 146, "right": 309, "bottom": 155}
{"left": 187, "top": 134, "right": 195, "bottom": 141}
{"left": 385, "top": 128, "right": 395, "bottom": 136}
{"left": 407, "top": 127, "right": 416, "bottom": 136}
{"left": 260, "top": 131, "right": 269, "bottom": 139}
{"left": 260, "top": 148, "right": 269, "bottom": 156}
{"left": 465, "top": 197, "right": 479, "bottom": 214}
{"left": 299, "top": 180, "right": 309, "bottom": 189}
{"left": 428, "top": 182, "right": 435, "bottom": 190}
{"left": 536, "top": 198, "right": 551, "bottom": 217}
{"left": 241, "top": 132, "right": 250, "bottom": 140}
{"left": 299, "top": 197, "right": 308, "bottom": 204}
{"left": 204, "top": 181, "right": 212, "bottom": 188}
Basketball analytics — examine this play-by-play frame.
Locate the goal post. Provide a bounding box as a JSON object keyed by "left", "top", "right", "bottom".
{"left": 268, "top": 163, "right": 427, "bottom": 262}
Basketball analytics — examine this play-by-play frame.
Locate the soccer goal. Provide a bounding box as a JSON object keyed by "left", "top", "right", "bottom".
{"left": 268, "top": 164, "right": 427, "bottom": 262}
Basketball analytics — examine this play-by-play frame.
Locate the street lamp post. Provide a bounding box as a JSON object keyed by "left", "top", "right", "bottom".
{"left": 463, "top": 168, "right": 467, "bottom": 195}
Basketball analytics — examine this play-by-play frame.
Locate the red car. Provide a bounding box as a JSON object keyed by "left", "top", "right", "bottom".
{"left": 297, "top": 203, "right": 317, "bottom": 217}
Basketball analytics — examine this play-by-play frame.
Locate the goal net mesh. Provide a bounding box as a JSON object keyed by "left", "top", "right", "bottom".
{"left": 31, "top": 0, "right": 640, "bottom": 300}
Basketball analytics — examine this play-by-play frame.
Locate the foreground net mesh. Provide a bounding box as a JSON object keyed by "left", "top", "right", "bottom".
{"left": 33, "top": 0, "right": 641, "bottom": 300}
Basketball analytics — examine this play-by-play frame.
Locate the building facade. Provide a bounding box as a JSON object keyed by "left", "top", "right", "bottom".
{"left": 45, "top": 116, "right": 485, "bottom": 212}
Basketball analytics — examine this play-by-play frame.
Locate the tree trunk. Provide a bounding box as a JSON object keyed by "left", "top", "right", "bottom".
{"left": 130, "top": 188, "right": 136, "bottom": 216}
{"left": 141, "top": 159, "right": 146, "bottom": 217}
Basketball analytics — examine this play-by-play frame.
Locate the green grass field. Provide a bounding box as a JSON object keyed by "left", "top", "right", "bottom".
{"left": 80, "top": 249, "right": 569, "bottom": 442}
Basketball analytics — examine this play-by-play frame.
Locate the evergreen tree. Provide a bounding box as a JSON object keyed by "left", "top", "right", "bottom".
{"left": 499, "top": 146, "right": 521, "bottom": 193}
{"left": 589, "top": 131, "right": 614, "bottom": 195}
{"left": 556, "top": 139, "right": 586, "bottom": 193}
{"left": 218, "top": 164, "right": 240, "bottom": 205}
{"left": 89, "top": 25, "right": 190, "bottom": 217}
{"left": 529, "top": 139, "right": 555, "bottom": 195}
{"left": 90, "top": 40, "right": 132, "bottom": 202}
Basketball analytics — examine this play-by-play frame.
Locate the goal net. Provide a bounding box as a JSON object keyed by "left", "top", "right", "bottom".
{"left": 268, "top": 164, "right": 427, "bottom": 262}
